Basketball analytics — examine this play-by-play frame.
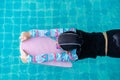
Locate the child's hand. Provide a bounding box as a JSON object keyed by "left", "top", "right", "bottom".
{"left": 20, "top": 47, "right": 28, "bottom": 63}
{"left": 19, "top": 32, "right": 30, "bottom": 42}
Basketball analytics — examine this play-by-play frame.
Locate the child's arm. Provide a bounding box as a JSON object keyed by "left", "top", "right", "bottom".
{"left": 19, "top": 47, "right": 29, "bottom": 63}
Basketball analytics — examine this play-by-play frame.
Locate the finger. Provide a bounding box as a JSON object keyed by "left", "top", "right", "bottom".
{"left": 19, "top": 35, "right": 25, "bottom": 40}
{"left": 22, "top": 37, "right": 27, "bottom": 42}
{"left": 20, "top": 56, "right": 27, "bottom": 63}
{"left": 20, "top": 38, "right": 24, "bottom": 42}
{"left": 20, "top": 37, "right": 26, "bottom": 42}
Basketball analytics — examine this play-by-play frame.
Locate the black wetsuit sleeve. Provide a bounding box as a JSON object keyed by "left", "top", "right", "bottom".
{"left": 76, "top": 29, "right": 105, "bottom": 59}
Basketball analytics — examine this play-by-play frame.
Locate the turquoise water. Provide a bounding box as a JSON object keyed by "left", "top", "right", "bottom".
{"left": 0, "top": 0, "right": 120, "bottom": 80}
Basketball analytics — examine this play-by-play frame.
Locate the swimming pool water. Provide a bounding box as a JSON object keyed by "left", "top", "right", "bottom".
{"left": 0, "top": 0, "right": 120, "bottom": 80}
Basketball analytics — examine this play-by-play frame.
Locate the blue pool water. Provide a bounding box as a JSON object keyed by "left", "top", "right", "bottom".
{"left": 0, "top": 0, "right": 120, "bottom": 80}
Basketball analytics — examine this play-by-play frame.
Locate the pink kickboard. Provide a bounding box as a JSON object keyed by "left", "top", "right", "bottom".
{"left": 20, "top": 37, "right": 72, "bottom": 67}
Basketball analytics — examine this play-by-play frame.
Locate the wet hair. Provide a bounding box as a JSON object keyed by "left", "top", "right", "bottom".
{"left": 58, "top": 31, "right": 83, "bottom": 51}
